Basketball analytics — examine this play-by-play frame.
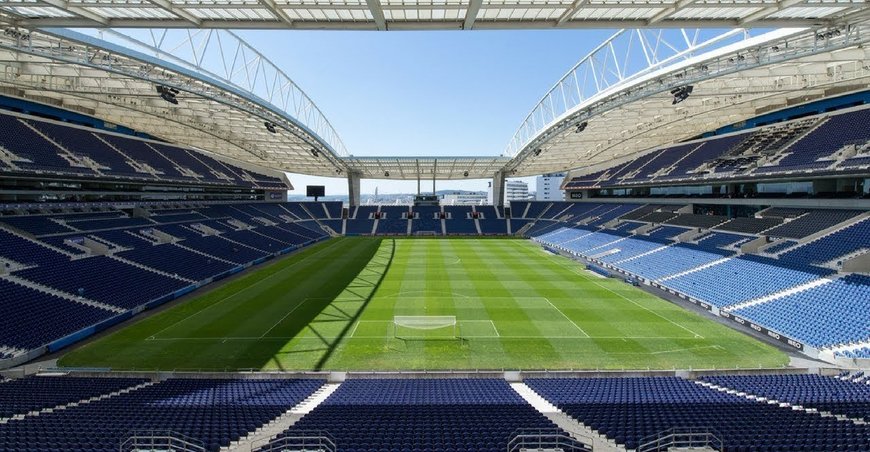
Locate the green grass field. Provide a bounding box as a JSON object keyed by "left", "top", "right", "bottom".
{"left": 59, "top": 237, "right": 788, "bottom": 371}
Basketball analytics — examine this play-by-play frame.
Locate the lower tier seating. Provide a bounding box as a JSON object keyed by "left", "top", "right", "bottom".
{"left": 272, "top": 379, "right": 565, "bottom": 452}
{"left": 0, "top": 378, "right": 324, "bottom": 452}
{"left": 526, "top": 377, "right": 870, "bottom": 451}
{"left": 700, "top": 374, "right": 870, "bottom": 422}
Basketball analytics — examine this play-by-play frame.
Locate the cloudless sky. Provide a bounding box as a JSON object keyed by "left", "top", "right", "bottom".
{"left": 237, "top": 29, "right": 615, "bottom": 195}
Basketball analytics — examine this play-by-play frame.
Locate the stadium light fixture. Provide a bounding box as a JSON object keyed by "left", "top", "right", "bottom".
{"left": 671, "top": 85, "right": 693, "bottom": 105}
{"left": 156, "top": 85, "right": 179, "bottom": 105}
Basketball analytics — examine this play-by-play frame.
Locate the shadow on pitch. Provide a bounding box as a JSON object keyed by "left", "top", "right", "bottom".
{"left": 253, "top": 238, "right": 396, "bottom": 371}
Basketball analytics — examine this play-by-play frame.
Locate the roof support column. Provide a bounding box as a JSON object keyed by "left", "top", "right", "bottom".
{"left": 491, "top": 170, "right": 506, "bottom": 208}
{"left": 347, "top": 171, "right": 362, "bottom": 207}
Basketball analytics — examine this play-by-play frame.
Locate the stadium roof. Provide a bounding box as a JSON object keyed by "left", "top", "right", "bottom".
{"left": 503, "top": 22, "right": 870, "bottom": 177}
{"left": 1, "top": 0, "right": 867, "bottom": 30}
{"left": 341, "top": 156, "right": 511, "bottom": 180}
{"left": 0, "top": 11, "right": 868, "bottom": 181}
{"left": 0, "top": 27, "right": 350, "bottom": 177}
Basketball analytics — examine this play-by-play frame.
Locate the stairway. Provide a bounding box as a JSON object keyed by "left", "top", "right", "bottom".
{"left": 223, "top": 382, "right": 341, "bottom": 451}
{"left": 510, "top": 382, "right": 624, "bottom": 452}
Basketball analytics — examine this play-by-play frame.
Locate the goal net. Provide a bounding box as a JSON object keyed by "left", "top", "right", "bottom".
{"left": 393, "top": 316, "right": 457, "bottom": 340}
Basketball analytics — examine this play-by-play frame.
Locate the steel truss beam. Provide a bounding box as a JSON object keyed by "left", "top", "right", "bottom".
{"left": 0, "top": 0, "right": 867, "bottom": 30}
{"left": 504, "top": 22, "right": 870, "bottom": 177}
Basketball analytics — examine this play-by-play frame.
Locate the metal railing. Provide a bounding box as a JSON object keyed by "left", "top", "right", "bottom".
{"left": 120, "top": 430, "right": 206, "bottom": 452}
{"left": 637, "top": 427, "right": 723, "bottom": 452}
{"left": 506, "top": 428, "right": 592, "bottom": 452}
{"left": 256, "top": 430, "right": 337, "bottom": 452}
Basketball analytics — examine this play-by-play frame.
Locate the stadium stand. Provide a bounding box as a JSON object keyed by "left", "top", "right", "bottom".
{"left": 700, "top": 374, "right": 870, "bottom": 422}
{"left": 763, "top": 209, "right": 865, "bottom": 239}
{"left": 526, "top": 376, "right": 870, "bottom": 451}
{"left": 0, "top": 202, "right": 333, "bottom": 361}
{"left": 526, "top": 200, "right": 868, "bottom": 356}
{"left": 561, "top": 105, "right": 870, "bottom": 188}
{"left": 729, "top": 274, "right": 870, "bottom": 348}
{"left": 0, "top": 378, "right": 324, "bottom": 451}
{"left": 0, "top": 111, "right": 287, "bottom": 189}
{"left": 272, "top": 379, "right": 566, "bottom": 452}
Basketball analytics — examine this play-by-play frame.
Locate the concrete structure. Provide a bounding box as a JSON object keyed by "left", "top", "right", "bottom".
{"left": 505, "top": 180, "right": 530, "bottom": 204}
{"left": 441, "top": 192, "right": 488, "bottom": 206}
{"left": 536, "top": 173, "right": 566, "bottom": 201}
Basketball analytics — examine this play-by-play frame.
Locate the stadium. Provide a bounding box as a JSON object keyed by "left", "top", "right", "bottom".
{"left": 0, "top": 1, "right": 869, "bottom": 450}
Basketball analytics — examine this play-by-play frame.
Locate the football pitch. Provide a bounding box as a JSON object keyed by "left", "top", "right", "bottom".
{"left": 59, "top": 237, "right": 788, "bottom": 371}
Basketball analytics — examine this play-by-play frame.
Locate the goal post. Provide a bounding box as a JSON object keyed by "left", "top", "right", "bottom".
{"left": 393, "top": 316, "right": 457, "bottom": 340}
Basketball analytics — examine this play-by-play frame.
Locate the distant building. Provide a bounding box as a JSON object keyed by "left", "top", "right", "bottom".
{"left": 441, "top": 191, "right": 488, "bottom": 205}
{"left": 504, "top": 180, "right": 530, "bottom": 204}
{"left": 536, "top": 173, "right": 566, "bottom": 201}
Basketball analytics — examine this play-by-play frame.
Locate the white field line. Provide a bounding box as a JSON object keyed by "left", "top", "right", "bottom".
{"left": 147, "top": 238, "right": 346, "bottom": 340}
{"left": 652, "top": 345, "right": 724, "bottom": 355}
{"left": 259, "top": 298, "right": 313, "bottom": 338}
{"left": 533, "top": 242, "right": 705, "bottom": 339}
{"left": 543, "top": 297, "right": 590, "bottom": 338}
{"left": 146, "top": 335, "right": 704, "bottom": 341}
{"left": 490, "top": 320, "right": 500, "bottom": 338}
{"left": 348, "top": 320, "right": 361, "bottom": 338}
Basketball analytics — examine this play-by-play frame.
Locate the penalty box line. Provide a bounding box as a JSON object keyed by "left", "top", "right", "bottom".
{"left": 351, "top": 319, "right": 501, "bottom": 338}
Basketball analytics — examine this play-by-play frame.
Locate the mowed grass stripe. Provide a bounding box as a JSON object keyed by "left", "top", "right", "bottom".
{"left": 59, "top": 237, "right": 789, "bottom": 371}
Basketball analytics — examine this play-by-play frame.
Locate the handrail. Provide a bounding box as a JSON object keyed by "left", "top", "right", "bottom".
{"left": 256, "top": 430, "right": 337, "bottom": 452}
{"left": 506, "top": 428, "right": 592, "bottom": 452}
{"left": 636, "top": 427, "right": 723, "bottom": 452}
{"left": 120, "top": 429, "right": 206, "bottom": 452}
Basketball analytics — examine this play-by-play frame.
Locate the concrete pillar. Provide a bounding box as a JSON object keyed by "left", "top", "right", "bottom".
{"left": 347, "top": 171, "right": 361, "bottom": 208}
{"left": 492, "top": 170, "right": 506, "bottom": 208}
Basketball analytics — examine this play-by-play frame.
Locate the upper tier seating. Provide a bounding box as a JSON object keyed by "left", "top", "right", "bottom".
{"left": 0, "top": 115, "right": 94, "bottom": 176}
{"left": 757, "top": 108, "right": 870, "bottom": 174}
{"left": 0, "top": 378, "right": 324, "bottom": 452}
{"left": 645, "top": 225, "right": 689, "bottom": 240}
{"left": 562, "top": 106, "right": 870, "bottom": 187}
{"left": 526, "top": 376, "right": 870, "bottom": 451}
{"left": 778, "top": 218, "right": 869, "bottom": 266}
{"left": 760, "top": 207, "right": 809, "bottom": 219}
{"left": 763, "top": 209, "right": 864, "bottom": 239}
{"left": 274, "top": 379, "right": 567, "bottom": 452}
{"left": 637, "top": 211, "right": 679, "bottom": 223}
{"left": 666, "top": 214, "right": 729, "bottom": 229}
{"left": 717, "top": 216, "right": 783, "bottom": 234}
{"left": 0, "top": 111, "right": 286, "bottom": 189}
{"left": 693, "top": 231, "right": 753, "bottom": 250}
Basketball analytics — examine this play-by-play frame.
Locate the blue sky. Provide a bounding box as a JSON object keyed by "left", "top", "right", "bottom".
{"left": 238, "top": 29, "right": 615, "bottom": 195}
